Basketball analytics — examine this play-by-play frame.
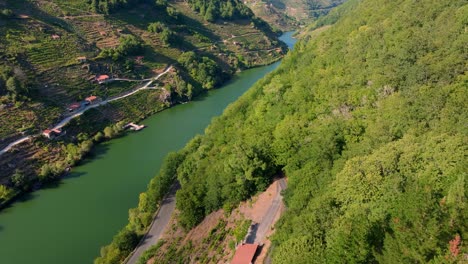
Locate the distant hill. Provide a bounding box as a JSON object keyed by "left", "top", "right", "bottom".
{"left": 243, "top": 0, "right": 347, "bottom": 30}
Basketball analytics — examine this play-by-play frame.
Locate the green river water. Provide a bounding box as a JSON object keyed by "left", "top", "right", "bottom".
{"left": 0, "top": 32, "right": 296, "bottom": 264}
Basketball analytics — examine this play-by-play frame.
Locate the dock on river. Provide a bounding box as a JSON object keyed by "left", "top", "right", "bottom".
{"left": 124, "top": 122, "right": 146, "bottom": 131}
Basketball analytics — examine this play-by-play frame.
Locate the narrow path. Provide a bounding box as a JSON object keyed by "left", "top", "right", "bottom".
{"left": 107, "top": 77, "right": 153, "bottom": 82}
{"left": 63, "top": 14, "right": 103, "bottom": 19}
{"left": 125, "top": 184, "right": 179, "bottom": 264}
{"left": 217, "top": 32, "right": 262, "bottom": 44}
{"left": 0, "top": 66, "right": 172, "bottom": 157}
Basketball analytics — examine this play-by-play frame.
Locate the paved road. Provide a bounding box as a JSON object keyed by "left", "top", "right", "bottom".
{"left": 125, "top": 184, "right": 179, "bottom": 264}
{"left": 0, "top": 136, "right": 32, "bottom": 156}
{"left": 0, "top": 66, "right": 172, "bottom": 157}
{"left": 246, "top": 178, "right": 286, "bottom": 244}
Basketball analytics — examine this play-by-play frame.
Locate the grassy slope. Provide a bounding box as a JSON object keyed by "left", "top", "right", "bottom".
{"left": 0, "top": 0, "right": 286, "bottom": 185}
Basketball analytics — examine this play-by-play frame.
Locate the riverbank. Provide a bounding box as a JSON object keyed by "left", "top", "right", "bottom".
{"left": 0, "top": 67, "right": 173, "bottom": 208}
{"left": 0, "top": 52, "right": 285, "bottom": 208}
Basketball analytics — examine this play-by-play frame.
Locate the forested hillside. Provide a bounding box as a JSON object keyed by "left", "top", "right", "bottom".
{"left": 137, "top": 0, "right": 467, "bottom": 262}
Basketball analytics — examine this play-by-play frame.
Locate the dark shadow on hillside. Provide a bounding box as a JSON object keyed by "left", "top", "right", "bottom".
{"left": 179, "top": 14, "right": 220, "bottom": 42}
{"left": 142, "top": 47, "right": 178, "bottom": 68}
{"left": 8, "top": 0, "right": 74, "bottom": 32}
{"left": 245, "top": 222, "right": 259, "bottom": 244}
{"left": 110, "top": 3, "right": 169, "bottom": 29}
{"left": 200, "top": 51, "right": 233, "bottom": 75}
{"left": 172, "top": 35, "right": 198, "bottom": 53}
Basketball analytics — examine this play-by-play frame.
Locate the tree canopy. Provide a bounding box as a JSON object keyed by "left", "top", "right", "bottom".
{"left": 187, "top": 0, "right": 253, "bottom": 21}
{"left": 151, "top": 0, "right": 467, "bottom": 262}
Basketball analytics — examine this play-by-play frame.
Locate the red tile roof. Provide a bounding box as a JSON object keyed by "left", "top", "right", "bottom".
{"left": 231, "top": 244, "right": 258, "bottom": 264}
{"left": 86, "top": 95, "right": 98, "bottom": 102}
{"left": 97, "top": 75, "right": 110, "bottom": 81}
{"left": 43, "top": 129, "right": 52, "bottom": 135}
{"left": 69, "top": 103, "right": 81, "bottom": 109}
{"left": 52, "top": 128, "right": 61, "bottom": 134}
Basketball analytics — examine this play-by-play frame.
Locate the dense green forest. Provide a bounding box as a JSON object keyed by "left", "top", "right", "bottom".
{"left": 132, "top": 0, "right": 467, "bottom": 262}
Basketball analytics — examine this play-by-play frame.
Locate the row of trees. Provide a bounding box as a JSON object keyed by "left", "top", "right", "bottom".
{"left": 90, "top": 0, "right": 151, "bottom": 14}
{"left": 147, "top": 22, "right": 175, "bottom": 46}
{"left": 0, "top": 65, "right": 29, "bottom": 102}
{"left": 187, "top": 0, "right": 253, "bottom": 22}
{"left": 95, "top": 151, "right": 186, "bottom": 264}
{"left": 177, "top": 52, "right": 225, "bottom": 90}
{"left": 89, "top": 0, "right": 174, "bottom": 14}
{"left": 99, "top": 35, "right": 143, "bottom": 61}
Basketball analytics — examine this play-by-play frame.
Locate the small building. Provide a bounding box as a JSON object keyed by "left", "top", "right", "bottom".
{"left": 231, "top": 243, "right": 258, "bottom": 264}
{"left": 42, "top": 129, "right": 52, "bottom": 138}
{"left": 51, "top": 34, "right": 60, "bottom": 40}
{"left": 42, "top": 128, "right": 62, "bottom": 139}
{"left": 77, "top": 56, "right": 87, "bottom": 63}
{"left": 85, "top": 95, "right": 98, "bottom": 104}
{"left": 99, "top": 31, "right": 107, "bottom": 36}
{"left": 67, "top": 102, "right": 81, "bottom": 112}
{"left": 96, "top": 74, "right": 110, "bottom": 84}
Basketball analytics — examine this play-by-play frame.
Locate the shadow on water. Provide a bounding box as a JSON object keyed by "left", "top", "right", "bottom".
{"left": 0, "top": 191, "right": 39, "bottom": 213}
{"left": 0, "top": 142, "right": 111, "bottom": 213}
{"left": 40, "top": 142, "right": 112, "bottom": 187}
{"left": 191, "top": 90, "right": 211, "bottom": 102}
{"left": 191, "top": 75, "right": 243, "bottom": 103}
{"left": 62, "top": 171, "right": 86, "bottom": 180}
{"left": 76, "top": 142, "right": 111, "bottom": 167}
